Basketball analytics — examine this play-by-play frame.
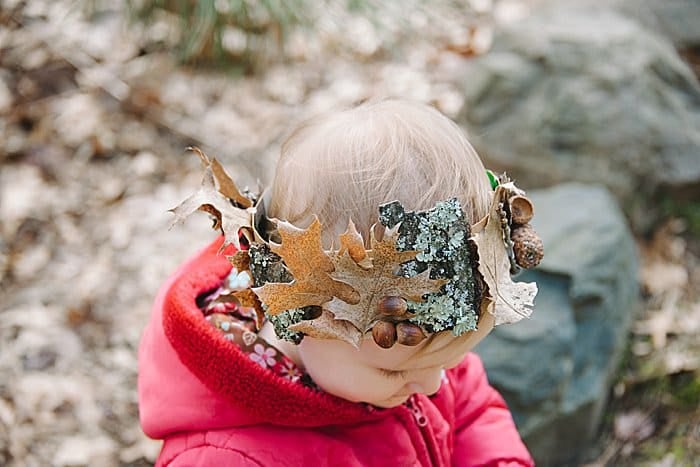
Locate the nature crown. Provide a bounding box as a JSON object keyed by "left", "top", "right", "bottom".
{"left": 172, "top": 148, "right": 544, "bottom": 349}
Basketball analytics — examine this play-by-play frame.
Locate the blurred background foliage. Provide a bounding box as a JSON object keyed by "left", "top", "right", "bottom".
{"left": 123, "top": 0, "right": 489, "bottom": 70}
{"left": 127, "top": 0, "right": 320, "bottom": 68}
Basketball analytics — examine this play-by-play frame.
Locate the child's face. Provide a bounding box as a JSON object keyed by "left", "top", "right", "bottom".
{"left": 296, "top": 315, "right": 494, "bottom": 408}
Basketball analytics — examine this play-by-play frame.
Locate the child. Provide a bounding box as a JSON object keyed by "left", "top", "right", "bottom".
{"left": 138, "top": 99, "right": 538, "bottom": 466}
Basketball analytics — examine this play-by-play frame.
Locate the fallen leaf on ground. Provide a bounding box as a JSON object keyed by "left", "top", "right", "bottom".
{"left": 614, "top": 410, "right": 655, "bottom": 443}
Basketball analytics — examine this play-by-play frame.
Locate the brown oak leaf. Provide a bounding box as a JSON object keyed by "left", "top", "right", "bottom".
{"left": 169, "top": 147, "right": 254, "bottom": 250}
{"left": 289, "top": 309, "right": 363, "bottom": 347}
{"left": 228, "top": 250, "right": 251, "bottom": 272}
{"left": 209, "top": 157, "right": 252, "bottom": 208}
{"left": 324, "top": 227, "right": 447, "bottom": 343}
{"left": 338, "top": 219, "right": 372, "bottom": 268}
{"left": 472, "top": 184, "right": 537, "bottom": 325}
{"left": 232, "top": 289, "right": 266, "bottom": 330}
{"left": 252, "top": 219, "right": 359, "bottom": 316}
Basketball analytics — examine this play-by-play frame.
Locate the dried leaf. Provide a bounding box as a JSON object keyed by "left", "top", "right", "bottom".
{"left": 169, "top": 148, "right": 254, "bottom": 250}
{"left": 633, "top": 289, "right": 681, "bottom": 350}
{"left": 338, "top": 219, "right": 371, "bottom": 268}
{"left": 324, "top": 227, "right": 447, "bottom": 340}
{"left": 472, "top": 185, "right": 537, "bottom": 325}
{"left": 614, "top": 410, "right": 655, "bottom": 442}
{"left": 228, "top": 250, "right": 251, "bottom": 272}
{"left": 210, "top": 157, "right": 252, "bottom": 208}
{"left": 289, "top": 309, "right": 362, "bottom": 347}
{"left": 232, "top": 289, "right": 266, "bottom": 330}
{"left": 253, "top": 220, "right": 446, "bottom": 347}
{"left": 223, "top": 251, "right": 264, "bottom": 328}
{"left": 253, "top": 219, "right": 358, "bottom": 315}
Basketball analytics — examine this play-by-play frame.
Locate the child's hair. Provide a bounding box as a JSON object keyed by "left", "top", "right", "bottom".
{"left": 268, "top": 99, "right": 492, "bottom": 247}
{"left": 266, "top": 99, "right": 496, "bottom": 357}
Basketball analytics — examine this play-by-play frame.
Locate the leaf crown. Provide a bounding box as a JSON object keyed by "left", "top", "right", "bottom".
{"left": 171, "top": 149, "right": 543, "bottom": 348}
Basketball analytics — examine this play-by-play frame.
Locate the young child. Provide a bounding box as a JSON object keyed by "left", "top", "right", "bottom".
{"left": 138, "top": 99, "right": 538, "bottom": 466}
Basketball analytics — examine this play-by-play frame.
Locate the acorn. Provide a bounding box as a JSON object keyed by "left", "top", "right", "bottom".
{"left": 377, "top": 296, "right": 408, "bottom": 317}
{"left": 396, "top": 322, "right": 426, "bottom": 346}
{"left": 508, "top": 195, "right": 534, "bottom": 225}
{"left": 304, "top": 305, "right": 323, "bottom": 320}
{"left": 372, "top": 320, "right": 397, "bottom": 349}
{"left": 510, "top": 223, "right": 544, "bottom": 269}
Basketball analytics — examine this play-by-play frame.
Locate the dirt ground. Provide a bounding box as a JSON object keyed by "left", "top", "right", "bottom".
{"left": 1, "top": 1, "right": 698, "bottom": 466}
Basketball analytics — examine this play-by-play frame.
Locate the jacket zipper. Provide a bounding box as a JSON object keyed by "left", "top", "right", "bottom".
{"left": 406, "top": 396, "right": 428, "bottom": 427}
{"left": 405, "top": 396, "right": 441, "bottom": 466}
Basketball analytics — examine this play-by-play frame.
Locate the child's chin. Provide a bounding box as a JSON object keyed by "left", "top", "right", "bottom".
{"left": 370, "top": 394, "right": 410, "bottom": 408}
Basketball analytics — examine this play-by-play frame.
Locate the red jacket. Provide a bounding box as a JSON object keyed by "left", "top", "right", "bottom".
{"left": 138, "top": 239, "right": 534, "bottom": 467}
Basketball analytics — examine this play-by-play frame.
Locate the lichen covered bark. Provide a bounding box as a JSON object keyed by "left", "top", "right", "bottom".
{"left": 378, "top": 199, "right": 482, "bottom": 335}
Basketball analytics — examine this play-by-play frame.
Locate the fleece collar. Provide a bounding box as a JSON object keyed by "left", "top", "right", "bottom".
{"left": 162, "top": 238, "right": 390, "bottom": 427}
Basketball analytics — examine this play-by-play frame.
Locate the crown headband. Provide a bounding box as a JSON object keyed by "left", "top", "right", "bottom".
{"left": 171, "top": 148, "right": 543, "bottom": 349}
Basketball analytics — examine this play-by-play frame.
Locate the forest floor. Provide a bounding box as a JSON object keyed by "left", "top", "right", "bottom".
{"left": 0, "top": 1, "right": 698, "bottom": 466}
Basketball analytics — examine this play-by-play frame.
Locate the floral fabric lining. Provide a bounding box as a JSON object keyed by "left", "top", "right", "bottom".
{"left": 197, "top": 269, "right": 307, "bottom": 385}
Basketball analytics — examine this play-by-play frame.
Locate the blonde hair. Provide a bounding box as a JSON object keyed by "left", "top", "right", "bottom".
{"left": 268, "top": 99, "right": 492, "bottom": 246}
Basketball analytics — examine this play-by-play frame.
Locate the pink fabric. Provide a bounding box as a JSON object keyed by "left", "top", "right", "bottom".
{"left": 138, "top": 238, "right": 534, "bottom": 466}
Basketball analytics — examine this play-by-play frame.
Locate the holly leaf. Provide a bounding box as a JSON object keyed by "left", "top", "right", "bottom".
{"left": 252, "top": 218, "right": 359, "bottom": 316}
{"left": 289, "top": 309, "right": 362, "bottom": 347}
{"left": 324, "top": 226, "right": 448, "bottom": 342}
{"left": 472, "top": 185, "right": 537, "bottom": 325}
{"left": 169, "top": 147, "right": 254, "bottom": 250}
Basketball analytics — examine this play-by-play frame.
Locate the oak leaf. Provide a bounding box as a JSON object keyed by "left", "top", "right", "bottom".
{"left": 472, "top": 185, "right": 537, "bottom": 325}
{"left": 338, "top": 219, "right": 372, "bottom": 268}
{"left": 289, "top": 309, "right": 362, "bottom": 347}
{"left": 324, "top": 227, "right": 448, "bottom": 342}
{"left": 169, "top": 148, "right": 254, "bottom": 250}
{"left": 252, "top": 219, "right": 359, "bottom": 316}
{"left": 232, "top": 289, "right": 266, "bottom": 330}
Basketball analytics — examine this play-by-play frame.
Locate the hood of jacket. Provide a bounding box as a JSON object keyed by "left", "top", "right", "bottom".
{"left": 138, "top": 238, "right": 392, "bottom": 439}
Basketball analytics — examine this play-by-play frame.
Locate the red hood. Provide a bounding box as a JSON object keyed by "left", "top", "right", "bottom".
{"left": 138, "top": 238, "right": 387, "bottom": 439}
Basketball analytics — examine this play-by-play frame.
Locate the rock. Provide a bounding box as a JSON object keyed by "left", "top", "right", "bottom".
{"left": 614, "top": 0, "right": 700, "bottom": 49}
{"left": 457, "top": 4, "right": 700, "bottom": 232}
{"left": 475, "top": 184, "right": 639, "bottom": 466}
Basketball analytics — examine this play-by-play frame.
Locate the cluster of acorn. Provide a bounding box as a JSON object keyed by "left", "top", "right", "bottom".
{"left": 507, "top": 195, "right": 544, "bottom": 271}
{"left": 371, "top": 296, "right": 426, "bottom": 349}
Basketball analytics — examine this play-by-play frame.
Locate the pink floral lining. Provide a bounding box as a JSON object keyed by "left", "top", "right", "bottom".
{"left": 197, "top": 274, "right": 307, "bottom": 385}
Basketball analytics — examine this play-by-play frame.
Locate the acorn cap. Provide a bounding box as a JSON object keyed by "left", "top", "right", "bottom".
{"left": 511, "top": 223, "right": 544, "bottom": 269}
{"left": 508, "top": 195, "right": 534, "bottom": 225}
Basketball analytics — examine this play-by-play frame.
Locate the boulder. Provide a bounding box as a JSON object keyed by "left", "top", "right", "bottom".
{"left": 457, "top": 4, "right": 700, "bottom": 231}
{"left": 615, "top": 0, "right": 700, "bottom": 49}
{"left": 475, "top": 183, "right": 639, "bottom": 466}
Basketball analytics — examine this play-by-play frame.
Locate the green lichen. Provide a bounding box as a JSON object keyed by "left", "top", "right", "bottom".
{"left": 268, "top": 308, "right": 305, "bottom": 344}
{"left": 378, "top": 198, "right": 482, "bottom": 336}
{"left": 248, "top": 243, "right": 292, "bottom": 286}
{"left": 248, "top": 243, "right": 305, "bottom": 343}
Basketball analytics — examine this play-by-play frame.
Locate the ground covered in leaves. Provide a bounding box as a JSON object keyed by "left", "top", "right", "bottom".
{"left": 0, "top": 1, "right": 698, "bottom": 466}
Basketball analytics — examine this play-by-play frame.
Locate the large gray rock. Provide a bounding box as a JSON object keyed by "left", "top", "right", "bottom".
{"left": 475, "top": 184, "right": 639, "bottom": 466}
{"left": 458, "top": 4, "right": 700, "bottom": 231}
{"left": 615, "top": 0, "right": 700, "bottom": 49}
